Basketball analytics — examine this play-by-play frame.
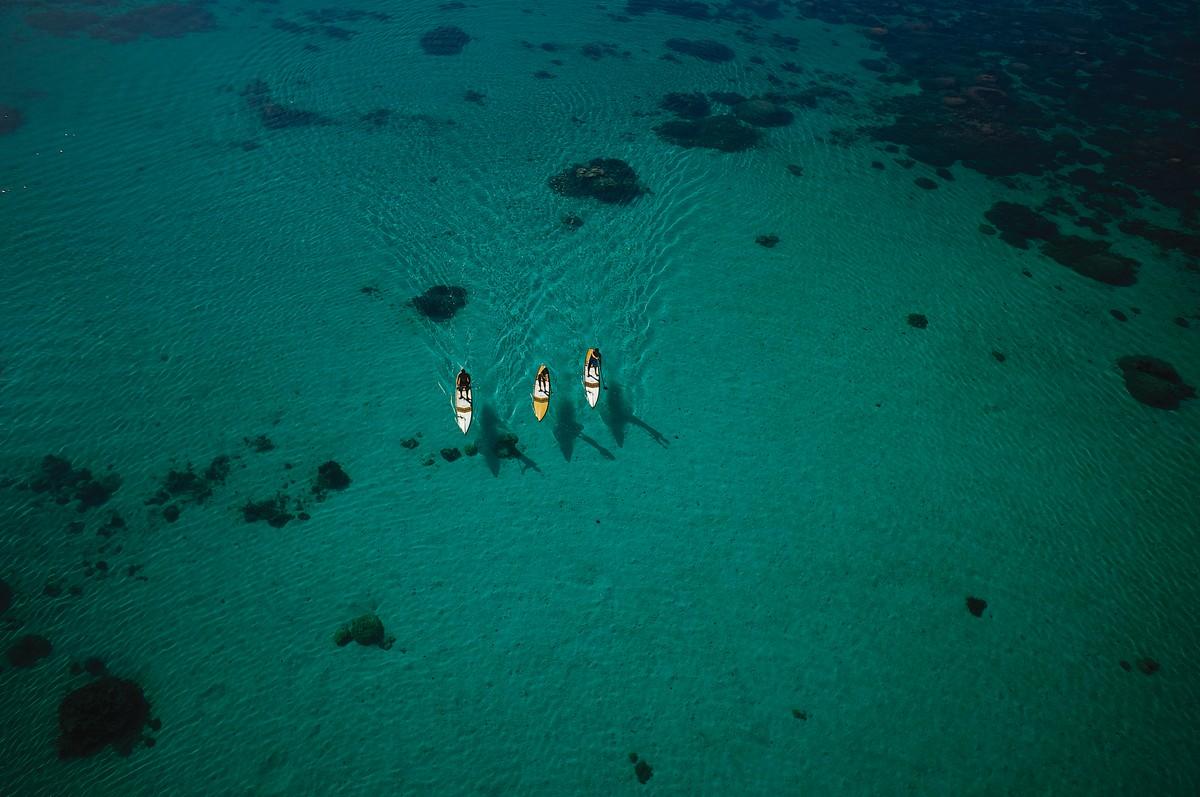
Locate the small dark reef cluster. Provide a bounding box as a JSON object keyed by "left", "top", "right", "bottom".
{"left": 27, "top": 455, "right": 121, "bottom": 512}
{"left": 333, "top": 612, "right": 395, "bottom": 649}
{"left": 411, "top": 285, "right": 468, "bottom": 322}
{"left": 420, "top": 25, "right": 471, "bottom": 55}
{"left": 58, "top": 672, "right": 159, "bottom": 758}
{"left": 548, "top": 159, "right": 646, "bottom": 204}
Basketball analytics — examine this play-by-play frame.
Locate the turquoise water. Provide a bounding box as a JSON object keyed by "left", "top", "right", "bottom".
{"left": 2, "top": 0, "right": 1199, "bottom": 793}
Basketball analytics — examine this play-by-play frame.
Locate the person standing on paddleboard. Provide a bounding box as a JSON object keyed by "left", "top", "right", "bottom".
{"left": 456, "top": 369, "right": 471, "bottom": 401}
{"left": 585, "top": 349, "right": 601, "bottom": 380}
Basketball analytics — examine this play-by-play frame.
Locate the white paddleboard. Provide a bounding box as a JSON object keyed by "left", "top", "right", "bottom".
{"left": 453, "top": 374, "right": 473, "bottom": 434}
{"left": 583, "top": 348, "right": 601, "bottom": 408}
{"left": 531, "top": 364, "right": 551, "bottom": 421}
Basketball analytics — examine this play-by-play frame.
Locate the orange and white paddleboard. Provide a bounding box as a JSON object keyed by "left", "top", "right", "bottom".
{"left": 531, "top": 364, "right": 552, "bottom": 421}
{"left": 583, "top": 348, "right": 601, "bottom": 408}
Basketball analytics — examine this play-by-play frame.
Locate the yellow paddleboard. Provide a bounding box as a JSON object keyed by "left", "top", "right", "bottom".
{"left": 531, "top": 364, "right": 551, "bottom": 421}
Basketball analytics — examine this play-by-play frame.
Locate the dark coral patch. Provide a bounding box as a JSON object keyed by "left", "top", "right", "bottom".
{"left": 245, "top": 435, "right": 275, "bottom": 453}
{"left": 1116, "top": 356, "right": 1195, "bottom": 410}
{"left": 241, "top": 80, "right": 331, "bottom": 130}
{"left": 351, "top": 613, "right": 384, "bottom": 645}
{"left": 242, "top": 495, "right": 294, "bottom": 527}
{"left": 665, "top": 38, "right": 734, "bottom": 62}
{"left": 411, "top": 285, "right": 468, "bottom": 321}
{"left": 420, "top": 25, "right": 470, "bottom": 55}
{"left": 258, "top": 103, "right": 329, "bottom": 130}
{"left": 76, "top": 476, "right": 121, "bottom": 510}
{"left": 984, "top": 202, "right": 1059, "bottom": 249}
{"left": 1040, "top": 237, "right": 1138, "bottom": 286}
{"left": 440, "top": 448, "right": 462, "bottom": 462}
{"left": 163, "top": 462, "right": 214, "bottom": 502}
{"left": 96, "top": 511, "right": 123, "bottom": 535}
{"left": 23, "top": 10, "right": 105, "bottom": 37}
{"left": 966, "top": 596, "right": 986, "bottom": 617}
{"left": 914, "top": 177, "right": 938, "bottom": 190}
{"left": 755, "top": 234, "right": 779, "bottom": 248}
{"left": 335, "top": 613, "right": 392, "bottom": 649}
{"left": 1119, "top": 220, "right": 1200, "bottom": 259}
{"left": 654, "top": 115, "right": 760, "bottom": 152}
{"left": 581, "top": 42, "right": 623, "bottom": 60}
{"left": 58, "top": 676, "right": 152, "bottom": 759}
{"left": 1136, "top": 658, "right": 1160, "bottom": 675}
{"left": 30, "top": 4, "right": 215, "bottom": 43}
{"left": 29, "top": 455, "right": 121, "bottom": 511}
{"left": 907, "top": 313, "right": 928, "bottom": 329}
{"left": 548, "top": 158, "right": 645, "bottom": 204}
{"left": 89, "top": 3, "right": 216, "bottom": 43}
{"left": 314, "top": 460, "right": 351, "bottom": 494}
{"left": 7, "top": 634, "right": 52, "bottom": 668}
{"left": 660, "top": 92, "right": 710, "bottom": 119}
{"left": 1109, "top": 309, "right": 1127, "bottom": 322}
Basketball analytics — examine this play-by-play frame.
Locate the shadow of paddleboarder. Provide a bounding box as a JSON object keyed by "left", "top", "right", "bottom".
{"left": 600, "top": 380, "right": 668, "bottom": 448}
{"left": 479, "top": 404, "right": 540, "bottom": 475}
{"left": 554, "top": 396, "right": 615, "bottom": 461}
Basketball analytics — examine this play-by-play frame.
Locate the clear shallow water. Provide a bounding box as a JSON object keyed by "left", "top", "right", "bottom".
{"left": 2, "top": 0, "right": 1199, "bottom": 794}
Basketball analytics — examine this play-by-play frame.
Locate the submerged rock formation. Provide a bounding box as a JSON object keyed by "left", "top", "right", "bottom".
{"left": 1040, "top": 237, "right": 1139, "bottom": 286}
{"left": 58, "top": 676, "right": 153, "bottom": 758}
{"left": 548, "top": 158, "right": 645, "bottom": 204}
{"left": 28, "top": 454, "right": 121, "bottom": 511}
{"left": 660, "top": 91, "right": 710, "bottom": 119}
{"left": 334, "top": 613, "right": 394, "bottom": 649}
{"left": 313, "top": 460, "right": 351, "bottom": 496}
{"left": 420, "top": 26, "right": 470, "bottom": 55}
{"left": 7, "top": 634, "right": 52, "bottom": 668}
{"left": 1116, "top": 357, "right": 1195, "bottom": 410}
{"left": 654, "top": 115, "right": 760, "bottom": 152}
{"left": 411, "top": 285, "right": 467, "bottom": 321}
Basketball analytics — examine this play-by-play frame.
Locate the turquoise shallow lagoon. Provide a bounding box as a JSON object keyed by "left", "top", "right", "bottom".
{"left": 2, "top": 0, "right": 1199, "bottom": 794}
